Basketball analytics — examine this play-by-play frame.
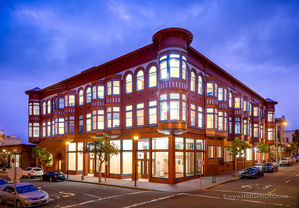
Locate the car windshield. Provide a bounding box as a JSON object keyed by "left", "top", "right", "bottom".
{"left": 245, "top": 168, "right": 256, "bottom": 173}
{"left": 16, "top": 185, "right": 38, "bottom": 194}
{"left": 264, "top": 163, "right": 272, "bottom": 166}
{"left": 33, "top": 168, "right": 41, "bottom": 171}
{"left": 0, "top": 180, "right": 7, "bottom": 185}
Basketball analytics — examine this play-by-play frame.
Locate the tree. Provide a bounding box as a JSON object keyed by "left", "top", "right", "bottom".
{"left": 32, "top": 146, "right": 53, "bottom": 171}
{"left": 257, "top": 142, "right": 270, "bottom": 164}
{"left": 292, "top": 130, "right": 299, "bottom": 154}
{"left": 84, "top": 134, "right": 119, "bottom": 183}
{"left": 226, "top": 138, "right": 250, "bottom": 177}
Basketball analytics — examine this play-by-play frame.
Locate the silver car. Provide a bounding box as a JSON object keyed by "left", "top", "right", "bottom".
{"left": 0, "top": 183, "right": 49, "bottom": 207}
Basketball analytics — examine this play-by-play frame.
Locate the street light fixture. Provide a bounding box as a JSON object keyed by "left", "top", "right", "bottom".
{"left": 133, "top": 136, "right": 139, "bottom": 187}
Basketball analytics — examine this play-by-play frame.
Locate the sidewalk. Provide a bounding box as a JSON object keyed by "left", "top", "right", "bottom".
{"left": 68, "top": 172, "right": 239, "bottom": 193}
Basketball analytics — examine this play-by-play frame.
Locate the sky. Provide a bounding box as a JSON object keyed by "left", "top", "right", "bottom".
{"left": 0, "top": 0, "right": 299, "bottom": 143}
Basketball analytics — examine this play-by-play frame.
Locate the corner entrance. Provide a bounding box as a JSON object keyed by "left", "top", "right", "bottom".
{"left": 137, "top": 152, "right": 149, "bottom": 179}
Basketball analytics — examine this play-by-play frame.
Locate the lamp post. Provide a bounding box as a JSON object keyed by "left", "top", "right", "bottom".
{"left": 133, "top": 136, "right": 139, "bottom": 187}
{"left": 66, "top": 141, "right": 70, "bottom": 179}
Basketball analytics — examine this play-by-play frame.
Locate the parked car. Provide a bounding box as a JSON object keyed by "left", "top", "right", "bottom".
{"left": 42, "top": 171, "right": 66, "bottom": 182}
{"left": 262, "top": 163, "right": 278, "bottom": 172}
{"left": 279, "top": 157, "right": 291, "bottom": 166}
{"left": 290, "top": 156, "right": 296, "bottom": 164}
{"left": 23, "top": 167, "right": 43, "bottom": 178}
{"left": 240, "top": 167, "right": 264, "bottom": 179}
{"left": 0, "top": 179, "right": 8, "bottom": 190}
{"left": 0, "top": 183, "right": 49, "bottom": 207}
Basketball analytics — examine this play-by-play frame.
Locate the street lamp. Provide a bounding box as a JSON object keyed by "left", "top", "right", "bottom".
{"left": 133, "top": 136, "right": 139, "bottom": 187}
{"left": 66, "top": 141, "right": 70, "bottom": 179}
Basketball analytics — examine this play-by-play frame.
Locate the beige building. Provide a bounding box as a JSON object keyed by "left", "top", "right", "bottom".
{"left": 0, "top": 130, "right": 22, "bottom": 146}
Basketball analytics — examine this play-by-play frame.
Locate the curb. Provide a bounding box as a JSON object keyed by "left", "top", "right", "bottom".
{"left": 67, "top": 179, "right": 155, "bottom": 192}
{"left": 203, "top": 177, "right": 239, "bottom": 190}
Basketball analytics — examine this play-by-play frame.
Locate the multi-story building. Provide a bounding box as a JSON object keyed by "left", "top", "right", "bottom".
{"left": 0, "top": 130, "right": 22, "bottom": 146}
{"left": 25, "top": 28, "right": 277, "bottom": 184}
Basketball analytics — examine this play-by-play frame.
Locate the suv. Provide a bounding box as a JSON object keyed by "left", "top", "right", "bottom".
{"left": 279, "top": 158, "right": 291, "bottom": 166}
{"left": 23, "top": 167, "right": 43, "bottom": 178}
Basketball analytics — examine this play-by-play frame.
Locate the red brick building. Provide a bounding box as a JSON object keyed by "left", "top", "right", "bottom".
{"left": 25, "top": 28, "right": 277, "bottom": 184}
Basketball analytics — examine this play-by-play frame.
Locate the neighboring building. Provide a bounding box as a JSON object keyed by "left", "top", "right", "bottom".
{"left": 0, "top": 130, "right": 22, "bottom": 146}
{"left": 0, "top": 144, "right": 36, "bottom": 169}
{"left": 25, "top": 28, "right": 277, "bottom": 184}
{"left": 275, "top": 116, "right": 287, "bottom": 145}
{"left": 285, "top": 130, "right": 294, "bottom": 144}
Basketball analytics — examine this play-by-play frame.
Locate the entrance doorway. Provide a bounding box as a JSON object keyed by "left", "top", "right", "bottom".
{"left": 137, "top": 152, "right": 149, "bottom": 179}
{"left": 88, "top": 153, "right": 95, "bottom": 174}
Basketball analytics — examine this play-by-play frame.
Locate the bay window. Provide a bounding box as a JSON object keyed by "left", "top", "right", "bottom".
{"left": 160, "top": 94, "right": 167, "bottom": 121}
{"left": 57, "top": 118, "right": 64, "bottom": 135}
{"left": 190, "top": 104, "right": 196, "bottom": 126}
{"left": 113, "top": 80, "right": 120, "bottom": 95}
{"left": 229, "top": 117, "right": 232, "bottom": 134}
{"left": 218, "top": 111, "right": 223, "bottom": 131}
{"left": 160, "top": 58, "right": 167, "bottom": 80}
{"left": 58, "top": 98, "right": 64, "bottom": 109}
{"left": 136, "top": 103, "right": 144, "bottom": 126}
{"left": 207, "top": 108, "right": 214, "bottom": 129}
{"left": 86, "top": 87, "right": 91, "bottom": 103}
{"left": 86, "top": 113, "right": 91, "bottom": 132}
{"left": 125, "top": 105, "right": 132, "bottom": 128}
{"left": 198, "top": 75, "right": 203, "bottom": 94}
{"left": 170, "top": 93, "right": 180, "bottom": 121}
{"left": 97, "top": 86, "right": 105, "bottom": 99}
{"left": 169, "top": 55, "right": 180, "bottom": 78}
{"left": 224, "top": 112, "right": 227, "bottom": 131}
{"left": 207, "top": 83, "right": 213, "bottom": 96}
{"left": 182, "top": 95, "right": 187, "bottom": 122}
{"left": 268, "top": 128, "right": 274, "bottom": 140}
{"left": 69, "top": 95, "right": 75, "bottom": 107}
{"left": 149, "top": 100, "right": 157, "bottom": 125}
{"left": 107, "top": 81, "right": 112, "bottom": 96}
{"left": 224, "top": 89, "right": 227, "bottom": 101}
{"left": 243, "top": 119, "right": 247, "bottom": 136}
{"left": 268, "top": 111, "right": 274, "bottom": 122}
{"left": 235, "top": 97, "right": 241, "bottom": 109}
{"left": 215, "top": 84, "right": 218, "bottom": 98}
{"left": 79, "top": 90, "right": 84, "bottom": 105}
{"left": 47, "top": 121, "right": 51, "bottom": 137}
{"left": 149, "top": 66, "right": 157, "bottom": 88}
{"left": 79, "top": 115, "right": 83, "bottom": 133}
{"left": 107, "top": 107, "right": 120, "bottom": 128}
{"left": 253, "top": 107, "right": 259, "bottom": 117}
{"left": 254, "top": 124, "right": 259, "bottom": 138}
{"left": 235, "top": 118, "right": 241, "bottom": 134}
{"left": 136, "top": 70, "right": 144, "bottom": 91}
{"left": 243, "top": 100, "right": 247, "bottom": 111}
{"left": 29, "top": 123, "right": 39, "bottom": 138}
{"left": 182, "top": 57, "right": 187, "bottom": 80}
{"left": 218, "top": 88, "right": 223, "bottom": 101}
{"left": 198, "top": 106, "right": 203, "bottom": 128}
{"left": 92, "top": 86, "right": 97, "bottom": 100}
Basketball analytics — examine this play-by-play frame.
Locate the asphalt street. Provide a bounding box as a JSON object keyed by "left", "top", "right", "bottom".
{"left": 0, "top": 163, "right": 298, "bottom": 208}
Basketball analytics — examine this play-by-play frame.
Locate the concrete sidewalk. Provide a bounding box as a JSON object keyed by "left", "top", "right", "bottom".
{"left": 68, "top": 172, "right": 239, "bottom": 192}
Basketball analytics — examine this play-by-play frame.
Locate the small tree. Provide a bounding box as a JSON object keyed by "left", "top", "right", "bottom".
{"left": 32, "top": 146, "right": 53, "bottom": 171}
{"left": 257, "top": 142, "right": 270, "bottom": 164}
{"left": 226, "top": 138, "right": 250, "bottom": 177}
{"left": 85, "top": 134, "right": 119, "bottom": 183}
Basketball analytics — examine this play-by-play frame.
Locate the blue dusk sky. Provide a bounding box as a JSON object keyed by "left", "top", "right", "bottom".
{"left": 0, "top": 0, "right": 299, "bottom": 143}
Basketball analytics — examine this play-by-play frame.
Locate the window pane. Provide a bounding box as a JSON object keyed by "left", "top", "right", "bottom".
{"left": 170, "top": 101, "right": 180, "bottom": 120}
{"left": 110, "top": 153, "right": 120, "bottom": 174}
{"left": 138, "top": 138, "right": 149, "bottom": 150}
{"left": 122, "top": 152, "right": 132, "bottom": 174}
{"left": 186, "top": 138, "right": 194, "bottom": 150}
{"left": 160, "top": 61, "right": 167, "bottom": 79}
{"left": 113, "top": 81, "right": 120, "bottom": 95}
{"left": 152, "top": 137, "right": 168, "bottom": 150}
{"left": 196, "top": 140, "right": 204, "bottom": 150}
{"left": 169, "top": 59, "right": 180, "bottom": 78}
{"left": 186, "top": 152, "right": 194, "bottom": 176}
{"left": 207, "top": 83, "right": 213, "bottom": 96}
{"left": 123, "top": 139, "right": 132, "bottom": 150}
{"left": 175, "top": 137, "right": 184, "bottom": 150}
{"left": 175, "top": 152, "right": 184, "bottom": 178}
{"left": 149, "top": 66, "right": 157, "bottom": 88}
{"left": 68, "top": 153, "right": 76, "bottom": 171}
{"left": 152, "top": 152, "right": 168, "bottom": 178}
{"left": 137, "top": 70, "right": 144, "bottom": 91}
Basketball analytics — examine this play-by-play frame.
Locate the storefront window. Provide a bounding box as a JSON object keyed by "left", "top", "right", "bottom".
{"left": 186, "top": 152, "right": 194, "bottom": 176}
{"left": 175, "top": 152, "right": 184, "bottom": 178}
{"left": 68, "top": 153, "right": 76, "bottom": 171}
{"left": 110, "top": 153, "right": 120, "bottom": 174}
{"left": 152, "top": 137, "right": 168, "bottom": 150}
{"left": 196, "top": 140, "right": 204, "bottom": 150}
{"left": 77, "top": 153, "right": 83, "bottom": 171}
{"left": 196, "top": 152, "right": 204, "bottom": 175}
{"left": 123, "top": 139, "right": 132, "bottom": 150}
{"left": 138, "top": 138, "right": 149, "bottom": 150}
{"left": 186, "top": 138, "right": 194, "bottom": 150}
{"left": 122, "top": 152, "right": 132, "bottom": 175}
{"left": 175, "top": 137, "right": 184, "bottom": 150}
{"left": 152, "top": 152, "right": 168, "bottom": 178}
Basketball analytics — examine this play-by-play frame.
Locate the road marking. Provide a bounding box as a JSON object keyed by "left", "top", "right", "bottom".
{"left": 212, "top": 189, "right": 294, "bottom": 199}
{"left": 268, "top": 189, "right": 276, "bottom": 194}
{"left": 61, "top": 191, "right": 146, "bottom": 208}
{"left": 262, "top": 185, "right": 272, "bottom": 190}
{"left": 184, "top": 193, "right": 290, "bottom": 207}
{"left": 123, "top": 193, "right": 184, "bottom": 208}
{"left": 284, "top": 179, "right": 290, "bottom": 184}
{"left": 83, "top": 193, "right": 101, "bottom": 198}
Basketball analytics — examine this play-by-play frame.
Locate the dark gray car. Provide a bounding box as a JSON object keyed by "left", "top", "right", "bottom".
{"left": 0, "top": 183, "right": 49, "bottom": 207}
{"left": 262, "top": 163, "right": 278, "bottom": 172}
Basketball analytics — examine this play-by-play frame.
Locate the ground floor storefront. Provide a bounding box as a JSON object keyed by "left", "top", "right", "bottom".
{"left": 39, "top": 133, "right": 259, "bottom": 184}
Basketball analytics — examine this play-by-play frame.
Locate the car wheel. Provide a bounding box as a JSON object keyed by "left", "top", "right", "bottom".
{"left": 49, "top": 177, "right": 53, "bottom": 182}
{"left": 16, "top": 200, "right": 22, "bottom": 208}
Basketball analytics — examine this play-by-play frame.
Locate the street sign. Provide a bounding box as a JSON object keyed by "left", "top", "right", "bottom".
{"left": 8, "top": 167, "right": 23, "bottom": 180}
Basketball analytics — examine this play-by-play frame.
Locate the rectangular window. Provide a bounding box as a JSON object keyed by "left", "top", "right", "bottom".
{"left": 186, "top": 152, "right": 195, "bottom": 177}
{"left": 253, "top": 107, "right": 259, "bottom": 117}
{"left": 268, "top": 128, "right": 274, "bottom": 140}
{"left": 175, "top": 152, "right": 184, "bottom": 178}
{"left": 198, "top": 106, "right": 203, "bottom": 128}
{"left": 218, "top": 88, "right": 223, "bottom": 101}
{"left": 216, "top": 146, "right": 222, "bottom": 158}
{"left": 52, "top": 120, "right": 55, "bottom": 136}
{"left": 136, "top": 103, "right": 144, "bottom": 126}
{"left": 196, "top": 140, "right": 204, "bottom": 150}
{"left": 224, "top": 89, "right": 227, "bottom": 101}
{"left": 107, "top": 81, "right": 111, "bottom": 96}
{"left": 208, "top": 146, "right": 214, "bottom": 159}
{"left": 267, "top": 112, "right": 274, "bottom": 122}
{"left": 224, "top": 112, "right": 227, "bottom": 132}
{"left": 207, "top": 108, "right": 214, "bottom": 129}
{"left": 138, "top": 138, "right": 149, "bottom": 150}
{"left": 170, "top": 94, "right": 180, "bottom": 121}
{"left": 149, "top": 100, "right": 157, "bottom": 125}
{"left": 218, "top": 111, "right": 223, "bottom": 131}
{"left": 152, "top": 152, "right": 168, "bottom": 178}
{"left": 110, "top": 153, "right": 120, "bottom": 174}
{"left": 235, "top": 97, "right": 240, "bottom": 109}
{"left": 79, "top": 115, "right": 83, "bottom": 133}
{"left": 97, "top": 86, "right": 104, "bottom": 99}
{"left": 122, "top": 152, "right": 132, "bottom": 175}
{"left": 182, "top": 101, "right": 186, "bottom": 122}
{"left": 243, "top": 100, "right": 247, "bottom": 111}
{"left": 58, "top": 98, "right": 64, "bottom": 109}
{"left": 207, "top": 83, "right": 213, "bottom": 96}
{"left": 58, "top": 118, "right": 64, "bottom": 135}
{"left": 33, "top": 103, "right": 40, "bottom": 115}
{"left": 175, "top": 137, "right": 184, "bottom": 150}
{"left": 160, "top": 60, "right": 168, "bottom": 80}
{"left": 68, "top": 153, "right": 76, "bottom": 171}
{"left": 229, "top": 117, "right": 232, "bottom": 134}
{"left": 254, "top": 124, "right": 259, "bottom": 138}
{"left": 126, "top": 105, "right": 133, "bottom": 128}
{"left": 29, "top": 103, "right": 32, "bottom": 116}
{"left": 86, "top": 113, "right": 91, "bottom": 132}
{"left": 42, "top": 122, "right": 46, "bottom": 137}
{"left": 190, "top": 104, "right": 196, "bottom": 126}
{"left": 33, "top": 123, "right": 39, "bottom": 138}
{"left": 69, "top": 116, "right": 75, "bottom": 134}
{"left": 107, "top": 107, "right": 112, "bottom": 128}
{"left": 152, "top": 137, "right": 168, "bottom": 150}
{"left": 92, "top": 86, "right": 97, "bottom": 100}
{"left": 186, "top": 138, "right": 194, "bottom": 150}
{"left": 246, "top": 149, "right": 252, "bottom": 161}
{"left": 160, "top": 101, "right": 168, "bottom": 121}
{"left": 243, "top": 120, "right": 247, "bottom": 136}
{"left": 113, "top": 107, "right": 120, "bottom": 128}
{"left": 229, "top": 92, "right": 232, "bottom": 108}
{"left": 69, "top": 95, "right": 75, "bottom": 107}
{"left": 113, "top": 81, "right": 120, "bottom": 95}
{"left": 260, "top": 125, "right": 264, "bottom": 139}
{"left": 235, "top": 118, "right": 240, "bottom": 134}
{"left": 224, "top": 147, "right": 233, "bottom": 162}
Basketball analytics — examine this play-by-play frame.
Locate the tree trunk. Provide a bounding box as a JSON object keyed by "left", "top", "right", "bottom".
{"left": 98, "top": 162, "right": 102, "bottom": 183}
{"left": 104, "top": 160, "right": 107, "bottom": 183}
{"left": 234, "top": 157, "right": 237, "bottom": 177}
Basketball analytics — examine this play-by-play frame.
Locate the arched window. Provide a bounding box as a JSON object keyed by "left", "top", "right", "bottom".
{"left": 198, "top": 75, "right": 203, "bottom": 94}
{"left": 125, "top": 74, "right": 132, "bottom": 93}
{"left": 47, "top": 100, "right": 51, "bottom": 114}
{"left": 190, "top": 71, "right": 195, "bottom": 92}
{"left": 79, "top": 89, "right": 84, "bottom": 105}
{"left": 148, "top": 66, "right": 157, "bottom": 88}
{"left": 136, "top": 70, "right": 144, "bottom": 91}
{"left": 86, "top": 87, "right": 91, "bottom": 103}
